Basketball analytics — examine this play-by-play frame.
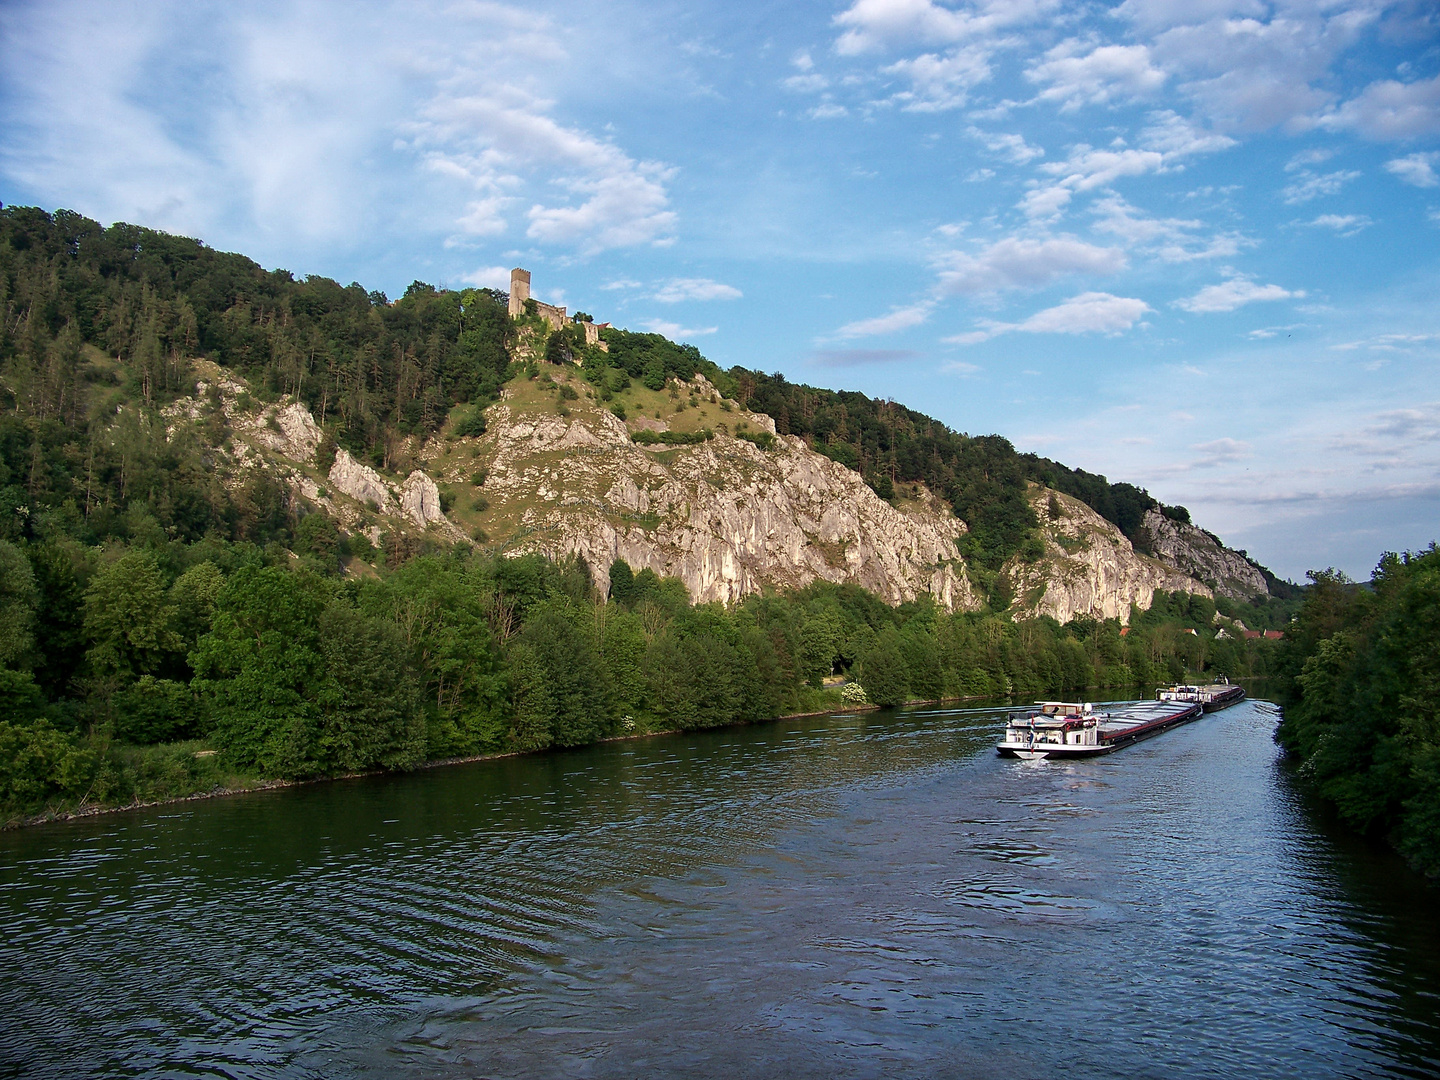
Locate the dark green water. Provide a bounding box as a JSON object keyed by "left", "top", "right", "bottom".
{"left": 2, "top": 699, "right": 1438, "bottom": 1079}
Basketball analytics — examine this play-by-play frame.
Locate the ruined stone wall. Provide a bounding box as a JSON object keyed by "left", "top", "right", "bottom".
{"left": 508, "top": 268, "right": 531, "bottom": 319}
{"left": 510, "top": 267, "right": 609, "bottom": 356}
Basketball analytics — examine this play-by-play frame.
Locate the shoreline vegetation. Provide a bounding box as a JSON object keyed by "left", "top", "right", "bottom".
{"left": 1276, "top": 545, "right": 1440, "bottom": 881}
{"left": 6, "top": 679, "right": 1279, "bottom": 831}
{"left": 1, "top": 539, "right": 1291, "bottom": 829}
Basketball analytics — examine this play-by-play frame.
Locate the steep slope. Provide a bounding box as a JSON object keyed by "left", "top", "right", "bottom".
{"left": 1005, "top": 488, "right": 1211, "bottom": 623}
{"left": 1140, "top": 508, "right": 1269, "bottom": 600}
{"left": 154, "top": 361, "right": 1254, "bottom": 623}
{"left": 429, "top": 372, "right": 977, "bottom": 608}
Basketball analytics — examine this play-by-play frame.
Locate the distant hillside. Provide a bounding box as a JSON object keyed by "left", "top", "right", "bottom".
{"left": 0, "top": 205, "right": 1285, "bottom": 612}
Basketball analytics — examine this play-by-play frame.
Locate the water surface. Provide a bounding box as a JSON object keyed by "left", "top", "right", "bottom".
{"left": 3, "top": 699, "right": 1438, "bottom": 1078}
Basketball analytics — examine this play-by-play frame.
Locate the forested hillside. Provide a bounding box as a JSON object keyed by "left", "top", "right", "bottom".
{"left": 0, "top": 205, "right": 1295, "bottom": 822}
{"left": 1, "top": 206, "right": 1212, "bottom": 571}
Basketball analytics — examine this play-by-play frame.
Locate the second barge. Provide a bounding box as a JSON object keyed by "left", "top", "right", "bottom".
{"left": 1158, "top": 677, "right": 1246, "bottom": 711}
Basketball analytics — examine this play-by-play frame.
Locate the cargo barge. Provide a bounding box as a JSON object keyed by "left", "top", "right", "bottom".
{"left": 1158, "top": 677, "right": 1246, "bottom": 711}
{"left": 996, "top": 699, "right": 1204, "bottom": 760}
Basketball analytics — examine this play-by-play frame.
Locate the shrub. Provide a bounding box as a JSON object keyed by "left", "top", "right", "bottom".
{"left": 453, "top": 407, "right": 488, "bottom": 438}
{"left": 632, "top": 428, "right": 714, "bottom": 446}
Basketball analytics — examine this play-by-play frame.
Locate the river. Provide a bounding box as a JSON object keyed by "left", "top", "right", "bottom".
{"left": 2, "top": 698, "right": 1438, "bottom": 1079}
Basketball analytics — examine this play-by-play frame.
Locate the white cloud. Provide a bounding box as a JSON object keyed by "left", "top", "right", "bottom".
{"left": 1021, "top": 144, "right": 1168, "bottom": 220}
{"left": 1385, "top": 152, "right": 1439, "bottom": 188}
{"left": 948, "top": 291, "right": 1151, "bottom": 342}
{"left": 419, "top": 87, "right": 678, "bottom": 253}
{"left": 967, "top": 126, "right": 1044, "bottom": 164}
{"left": 454, "top": 196, "right": 511, "bottom": 237}
{"left": 0, "top": 3, "right": 681, "bottom": 259}
{"left": 641, "top": 319, "right": 718, "bottom": 339}
{"left": 1281, "top": 169, "right": 1360, "bottom": 205}
{"left": 1285, "top": 148, "right": 1333, "bottom": 172}
{"left": 1191, "top": 437, "right": 1253, "bottom": 467}
{"left": 808, "top": 102, "right": 851, "bottom": 119}
{"left": 883, "top": 45, "right": 993, "bottom": 111}
{"left": 1318, "top": 74, "right": 1440, "bottom": 141}
{"left": 832, "top": 0, "right": 1052, "bottom": 55}
{"left": 783, "top": 72, "right": 830, "bottom": 93}
{"left": 1138, "top": 110, "right": 1236, "bottom": 157}
{"left": 461, "top": 265, "right": 512, "bottom": 289}
{"left": 935, "top": 235, "right": 1127, "bottom": 294}
{"left": 1175, "top": 276, "right": 1303, "bottom": 313}
{"left": 836, "top": 302, "right": 933, "bottom": 337}
{"left": 1331, "top": 333, "right": 1439, "bottom": 353}
{"left": 1304, "top": 213, "right": 1372, "bottom": 235}
{"left": 1137, "top": 3, "right": 1378, "bottom": 133}
{"left": 602, "top": 279, "right": 642, "bottom": 291}
{"left": 1091, "top": 195, "right": 1246, "bottom": 261}
{"left": 652, "top": 278, "right": 743, "bottom": 302}
{"left": 1027, "top": 40, "right": 1167, "bottom": 111}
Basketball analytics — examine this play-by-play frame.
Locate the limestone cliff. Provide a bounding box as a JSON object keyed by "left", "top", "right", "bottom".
{"left": 1004, "top": 487, "right": 1211, "bottom": 624}
{"left": 441, "top": 384, "right": 978, "bottom": 608}
{"left": 158, "top": 360, "right": 1263, "bottom": 620}
{"left": 1140, "top": 508, "right": 1269, "bottom": 601}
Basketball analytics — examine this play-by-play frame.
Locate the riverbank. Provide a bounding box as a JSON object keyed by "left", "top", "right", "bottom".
{"left": 3, "top": 696, "right": 893, "bottom": 831}
{"left": 6, "top": 681, "right": 1263, "bottom": 832}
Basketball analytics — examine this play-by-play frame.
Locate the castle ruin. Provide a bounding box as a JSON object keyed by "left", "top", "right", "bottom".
{"left": 509, "top": 268, "right": 608, "bottom": 352}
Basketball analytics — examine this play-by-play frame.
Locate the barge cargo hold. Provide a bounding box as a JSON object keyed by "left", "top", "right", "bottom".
{"left": 996, "top": 699, "right": 1204, "bottom": 760}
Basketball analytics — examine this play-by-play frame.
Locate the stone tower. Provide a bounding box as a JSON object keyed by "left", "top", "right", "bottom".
{"left": 508, "top": 268, "right": 531, "bottom": 318}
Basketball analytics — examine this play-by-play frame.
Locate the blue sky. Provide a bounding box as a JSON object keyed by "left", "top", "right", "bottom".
{"left": 2, "top": 0, "right": 1438, "bottom": 581}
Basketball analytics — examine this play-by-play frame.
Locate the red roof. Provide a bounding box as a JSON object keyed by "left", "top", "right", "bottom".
{"left": 1264, "top": 630, "right": 1285, "bottom": 639}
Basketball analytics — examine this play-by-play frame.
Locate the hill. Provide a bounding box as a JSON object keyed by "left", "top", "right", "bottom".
{"left": 0, "top": 206, "right": 1309, "bottom": 819}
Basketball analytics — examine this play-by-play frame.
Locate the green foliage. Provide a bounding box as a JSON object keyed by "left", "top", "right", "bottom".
{"left": 0, "top": 718, "right": 95, "bottom": 813}
{"left": 112, "top": 676, "right": 198, "bottom": 744}
{"left": 631, "top": 428, "right": 714, "bottom": 446}
{"left": 82, "top": 551, "right": 183, "bottom": 681}
{"left": 191, "top": 566, "right": 327, "bottom": 775}
{"left": 1276, "top": 546, "right": 1440, "bottom": 879}
{"left": 860, "top": 629, "right": 909, "bottom": 707}
{"left": 735, "top": 429, "right": 775, "bottom": 450}
{"left": 0, "top": 540, "right": 38, "bottom": 667}
{"left": 453, "top": 406, "right": 488, "bottom": 438}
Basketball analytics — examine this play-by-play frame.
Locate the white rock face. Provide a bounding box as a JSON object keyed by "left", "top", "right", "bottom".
{"left": 401, "top": 470, "right": 445, "bottom": 526}
{"left": 1141, "top": 508, "right": 1269, "bottom": 600}
{"left": 328, "top": 448, "right": 395, "bottom": 512}
{"left": 244, "top": 402, "right": 324, "bottom": 463}
{"left": 477, "top": 394, "right": 977, "bottom": 609}
{"left": 1007, "top": 488, "right": 1211, "bottom": 624}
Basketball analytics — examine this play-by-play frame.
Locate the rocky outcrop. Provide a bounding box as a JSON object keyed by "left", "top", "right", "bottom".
{"left": 328, "top": 449, "right": 395, "bottom": 512}
{"left": 400, "top": 470, "right": 445, "bottom": 527}
{"left": 1006, "top": 488, "right": 1211, "bottom": 624}
{"left": 469, "top": 391, "right": 977, "bottom": 609}
{"left": 245, "top": 401, "right": 324, "bottom": 463}
{"left": 1141, "top": 508, "right": 1269, "bottom": 601}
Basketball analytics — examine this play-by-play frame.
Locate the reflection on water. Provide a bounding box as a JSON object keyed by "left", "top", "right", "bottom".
{"left": 1, "top": 700, "right": 1437, "bottom": 1079}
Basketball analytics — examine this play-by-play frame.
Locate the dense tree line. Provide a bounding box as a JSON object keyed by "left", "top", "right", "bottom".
{"left": 0, "top": 524, "right": 1283, "bottom": 818}
{"left": 1276, "top": 546, "right": 1440, "bottom": 879}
